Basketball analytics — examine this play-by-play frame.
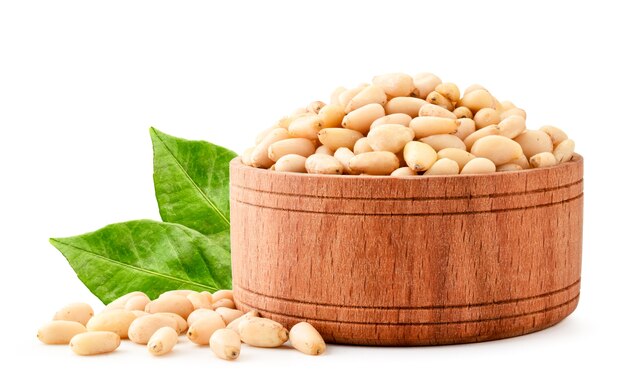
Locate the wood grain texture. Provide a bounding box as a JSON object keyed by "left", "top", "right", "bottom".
{"left": 229, "top": 155, "right": 584, "bottom": 345}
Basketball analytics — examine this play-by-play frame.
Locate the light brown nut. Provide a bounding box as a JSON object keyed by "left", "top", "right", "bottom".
{"left": 212, "top": 299, "right": 236, "bottom": 309}
{"left": 70, "top": 332, "right": 120, "bottom": 356}
{"left": 268, "top": 138, "right": 316, "bottom": 161}
{"left": 426, "top": 91, "right": 454, "bottom": 111}
{"left": 453, "top": 106, "right": 473, "bottom": 119}
{"left": 470, "top": 135, "right": 524, "bottom": 166}
{"left": 507, "top": 153, "right": 531, "bottom": 169}
{"left": 420, "top": 134, "right": 466, "bottom": 151}
{"left": 458, "top": 89, "right": 494, "bottom": 113}
{"left": 37, "top": 321, "right": 87, "bottom": 344}
{"left": 390, "top": 167, "right": 417, "bottom": 176}
{"left": 250, "top": 128, "right": 290, "bottom": 168}
{"left": 370, "top": 113, "right": 413, "bottom": 129}
{"left": 367, "top": 124, "right": 415, "bottom": 153}
{"left": 216, "top": 307, "right": 244, "bottom": 325}
{"left": 307, "top": 101, "right": 326, "bottom": 114}
{"left": 384, "top": 97, "right": 427, "bottom": 117}
{"left": 199, "top": 291, "right": 219, "bottom": 301}
{"left": 514, "top": 130, "right": 553, "bottom": 158}
{"left": 131, "top": 310, "right": 149, "bottom": 318}
{"left": 274, "top": 154, "right": 307, "bottom": 173}
{"left": 160, "top": 290, "right": 195, "bottom": 298}
{"left": 277, "top": 116, "right": 295, "bottom": 129}
{"left": 318, "top": 128, "right": 363, "bottom": 151}
{"left": 500, "top": 100, "right": 516, "bottom": 111}
{"left": 315, "top": 145, "right": 334, "bottom": 155}
{"left": 128, "top": 314, "right": 178, "bottom": 344}
{"left": 372, "top": 73, "right": 415, "bottom": 97}
{"left": 353, "top": 137, "right": 374, "bottom": 155}
{"left": 435, "top": 82, "right": 461, "bottom": 103}
{"left": 412, "top": 72, "right": 442, "bottom": 99}
{"left": 105, "top": 291, "right": 148, "bottom": 311}
{"left": 500, "top": 107, "right": 527, "bottom": 120}
{"left": 153, "top": 313, "right": 188, "bottom": 335}
{"left": 288, "top": 115, "right": 323, "bottom": 140}
{"left": 464, "top": 84, "right": 487, "bottom": 95}
{"left": 403, "top": 141, "right": 438, "bottom": 172}
{"left": 497, "top": 115, "right": 526, "bottom": 139}
{"left": 124, "top": 295, "right": 151, "bottom": 312}
{"left": 148, "top": 327, "right": 178, "bottom": 356}
{"left": 289, "top": 322, "right": 326, "bottom": 355}
{"left": 53, "top": 303, "right": 94, "bottom": 326}
{"left": 213, "top": 290, "right": 235, "bottom": 302}
{"left": 497, "top": 163, "right": 523, "bottom": 172}
{"left": 473, "top": 108, "right": 500, "bottom": 129}
{"left": 318, "top": 104, "right": 346, "bottom": 128}
{"left": 341, "top": 103, "right": 385, "bottom": 134}
{"left": 187, "top": 292, "right": 213, "bottom": 310}
{"left": 255, "top": 126, "right": 280, "bottom": 145}
{"left": 238, "top": 317, "right": 289, "bottom": 348}
{"left": 540, "top": 125, "right": 569, "bottom": 147}
{"left": 187, "top": 314, "right": 226, "bottom": 345}
{"left": 553, "top": 139, "right": 575, "bottom": 163}
{"left": 145, "top": 295, "right": 194, "bottom": 319}
{"left": 210, "top": 328, "right": 241, "bottom": 361}
{"left": 424, "top": 158, "right": 460, "bottom": 176}
{"left": 305, "top": 154, "right": 344, "bottom": 174}
{"left": 226, "top": 310, "right": 260, "bottom": 333}
{"left": 460, "top": 157, "right": 496, "bottom": 174}
{"left": 338, "top": 85, "right": 366, "bottom": 109}
{"left": 419, "top": 103, "right": 457, "bottom": 119}
{"left": 454, "top": 118, "right": 477, "bottom": 141}
{"left": 86, "top": 310, "right": 136, "bottom": 339}
{"left": 330, "top": 86, "right": 347, "bottom": 105}
{"left": 463, "top": 125, "right": 499, "bottom": 151}
{"left": 437, "top": 148, "right": 476, "bottom": 170}
{"left": 334, "top": 147, "right": 357, "bottom": 175}
{"left": 409, "top": 117, "right": 458, "bottom": 139}
{"left": 345, "top": 85, "right": 387, "bottom": 113}
{"left": 241, "top": 147, "right": 254, "bottom": 166}
{"left": 530, "top": 152, "right": 558, "bottom": 168}
{"left": 493, "top": 98, "right": 504, "bottom": 113}
{"left": 187, "top": 308, "right": 217, "bottom": 326}
{"left": 348, "top": 151, "right": 400, "bottom": 175}
{"left": 200, "top": 291, "right": 213, "bottom": 301}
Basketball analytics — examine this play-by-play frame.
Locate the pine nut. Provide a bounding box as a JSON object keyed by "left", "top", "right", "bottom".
{"left": 420, "top": 134, "right": 466, "bottom": 151}
{"left": 367, "top": 124, "right": 415, "bottom": 153}
{"left": 348, "top": 151, "right": 400, "bottom": 175}
{"left": 424, "top": 158, "right": 460, "bottom": 176}
{"left": 403, "top": 141, "right": 437, "bottom": 171}
{"left": 460, "top": 157, "right": 496, "bottom": 174}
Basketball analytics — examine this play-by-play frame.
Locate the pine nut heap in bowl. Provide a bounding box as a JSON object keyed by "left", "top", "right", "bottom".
{"left": 240, "top": 72, "right": 575, "bottom": 176}
{"left": 230, "top": 72, "right": 583, "bottom": 345}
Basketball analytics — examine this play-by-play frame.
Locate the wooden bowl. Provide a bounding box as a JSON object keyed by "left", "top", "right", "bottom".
{"left": 229, "top": 155, "right": 583, "bottom": 345}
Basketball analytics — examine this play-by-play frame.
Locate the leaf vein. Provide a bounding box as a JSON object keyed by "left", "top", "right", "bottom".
{"left": 153, "top": 129, "right": 230, "bottom": 228}
{"left": 50, "top": 238, "right": 215, "bottom": 290}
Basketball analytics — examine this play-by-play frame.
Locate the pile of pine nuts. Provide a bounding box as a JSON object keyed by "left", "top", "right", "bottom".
{"left": 241, "top": 72, "right": 576, "bottom": 175}
{"left": 37, "top": 290, "right": 325, "bottom": 358}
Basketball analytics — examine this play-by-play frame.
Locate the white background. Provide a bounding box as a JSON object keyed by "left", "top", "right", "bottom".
{"left": 1, "top": 0, "right": 625, "bottom": 379}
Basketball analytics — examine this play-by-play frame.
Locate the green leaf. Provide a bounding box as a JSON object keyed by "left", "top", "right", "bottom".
{"left": 50, "top": 220, "right": 232, "bottom": 304}
{"left": 150, "top": 127, "right": 237, "bottom": 240}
